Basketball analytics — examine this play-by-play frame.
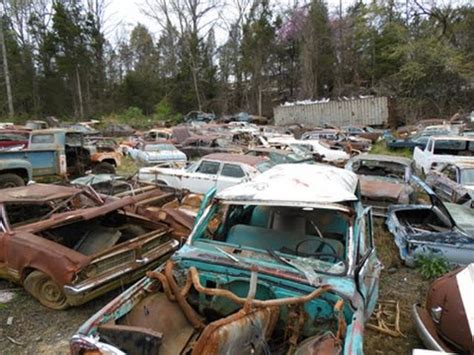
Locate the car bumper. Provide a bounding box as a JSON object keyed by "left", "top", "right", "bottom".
{"left": 412, "top": 304, "right": 451, "bottom": 352}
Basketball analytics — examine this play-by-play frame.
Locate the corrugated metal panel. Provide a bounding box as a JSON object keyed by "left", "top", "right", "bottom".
{"left": 274, "top": 97, "right": 389, "bottom": 126}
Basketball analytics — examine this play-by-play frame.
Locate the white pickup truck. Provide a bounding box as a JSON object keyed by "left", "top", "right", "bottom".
{"left": 413, "top": 136, "right": 474, "bottom": 174}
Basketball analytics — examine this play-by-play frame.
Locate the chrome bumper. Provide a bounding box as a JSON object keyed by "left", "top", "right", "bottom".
{"left": 412, "top": 304, "right": 445, "bottom": 352}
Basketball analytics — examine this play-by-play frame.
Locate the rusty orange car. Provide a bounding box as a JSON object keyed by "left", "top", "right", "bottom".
{"left": 0, "top": 184, "right": 179, "bottom": 309}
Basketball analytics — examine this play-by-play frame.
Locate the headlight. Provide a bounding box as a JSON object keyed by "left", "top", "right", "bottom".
{"left": 430, "top": 306, "right": 443, "bottom": 323}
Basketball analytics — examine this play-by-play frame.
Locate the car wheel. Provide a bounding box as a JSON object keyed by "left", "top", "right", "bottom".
{"left": 0, "top": 173, "right": 25, "bottom": 189}
{"left": 24, "top": 271, "right": 69, "bottom": 310}
{"left": 93, "top": 162, "right": 116, "bottom": 174}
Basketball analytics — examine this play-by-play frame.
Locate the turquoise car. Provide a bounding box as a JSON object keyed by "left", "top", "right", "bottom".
{"left": 71, "top": 164, "right": 381, "bottom": 355}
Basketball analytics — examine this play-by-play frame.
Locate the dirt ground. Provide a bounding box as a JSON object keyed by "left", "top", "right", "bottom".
{"left": 0, "top": 223, "right": 430, "bottom": 355}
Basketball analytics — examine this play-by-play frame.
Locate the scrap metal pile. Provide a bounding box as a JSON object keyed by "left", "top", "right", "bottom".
{"left": 0, "top": 113, "right": 473, "bottom": 354}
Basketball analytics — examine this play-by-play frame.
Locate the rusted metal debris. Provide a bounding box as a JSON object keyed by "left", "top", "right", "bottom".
{"left": 367, "top": 300, "right": 404, "bottom": 337}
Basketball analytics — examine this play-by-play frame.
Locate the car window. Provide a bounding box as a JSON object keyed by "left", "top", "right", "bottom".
{"left": 197, "top": 160, "right": 220, "bottom": 175}
{"left": 221, "top": 164, "right": 245, "bottom": 178}
{"left": 256, "top": 161, "right": 275, "bottom": 173}
{"left": 460, "top": 168, "right": 474, "bottom": 185}
{"left": 31, "top": 134, "right": 54, "bottom": 144}
{"left": 426, "top": 140, "right": 433, "bottom": 151}
{"left": 443, "top": 165, "right": 457, "bottom": 181}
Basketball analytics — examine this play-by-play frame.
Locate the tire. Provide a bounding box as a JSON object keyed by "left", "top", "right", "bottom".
{"left": 0, "top": 173, "right": 25, "bottom": 189}
{"left": 23, "top": 271, "right": 69, "bottom": 310}
{"left": 93, "top": 162, "right": 116, "bottom": 174}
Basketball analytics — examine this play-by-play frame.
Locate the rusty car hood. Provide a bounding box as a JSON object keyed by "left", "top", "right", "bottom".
{"left": 15, "top": 189, "right": 165, "bottom": 234}
{"left": 359, "top": 176, "right": 404, "bottom": 201}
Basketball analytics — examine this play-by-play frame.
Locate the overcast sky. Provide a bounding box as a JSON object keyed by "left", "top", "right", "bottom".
{"left": 107, "top": 0, "right": 346, "bottom": 43}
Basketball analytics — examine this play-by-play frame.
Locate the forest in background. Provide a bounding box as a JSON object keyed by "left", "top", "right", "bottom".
{"left": 0, "top": 0, "right": 473, "bottom": 124}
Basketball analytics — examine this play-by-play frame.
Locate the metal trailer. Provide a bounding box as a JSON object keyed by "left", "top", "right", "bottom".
{"left": 274, "top": 96, "right": 395, "bottom": 127}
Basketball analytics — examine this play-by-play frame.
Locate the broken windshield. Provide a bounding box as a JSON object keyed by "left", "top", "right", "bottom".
{"left": 197, "top": 203, "right": 349, "bottom": 276}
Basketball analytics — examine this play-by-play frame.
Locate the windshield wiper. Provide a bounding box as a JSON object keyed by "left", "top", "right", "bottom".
{"left": 214, "top": 246, "right": 242, "bottom": 264}
{"left": 266, "top": 249, "right": 321, "bottom": 287}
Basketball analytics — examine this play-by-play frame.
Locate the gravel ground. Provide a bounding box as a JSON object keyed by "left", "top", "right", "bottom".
{"left": 0, "top": 223, "right": 430, "bottom": 354}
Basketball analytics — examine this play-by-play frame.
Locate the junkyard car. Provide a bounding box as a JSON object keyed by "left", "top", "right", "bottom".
{"left": 70, "top": 164, "right": 381, "bottom": 354}
{"left": 0, "top": 184, "right": 179, "bottom": 309}
{"left": 413, "top": 136, "right": 474, "bottom": 174}
{"left": 128, "top": 143, "right": 187, "bottom": 166}
{"left": 178, "top": 135, "right": 242, "bottom": 159}
{"left": 386, "top": 177, "right": 474, "bottom": 266}
{"left": 245, "top": 147, "right": 313, "bottom": 164}
{"left": 102, "top": 123, "right": 135, "bottom": 137}
{"left": 269, "top": 137, "right": 350, "bottom": 163}
{"left": 84, "top": 137, "right": 123, "bottom": 173}
{"left": 425, "top": 161, "right": 474, "bottom": 206}
{"left": 138, "top": 153, "right": 274, "bottom": 194}
{"left": 413, "top": 263, "right": 473, "bottom": 353}
{"left": 0, "top": 130, "right": 30, "bottom": 150}
{"left": 345, "top": 154, "right": 416, "bottom": 217}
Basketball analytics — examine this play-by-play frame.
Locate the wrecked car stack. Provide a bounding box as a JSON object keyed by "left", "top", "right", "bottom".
{"left": 70, "top": 164, "right": 381, "bottom": 354}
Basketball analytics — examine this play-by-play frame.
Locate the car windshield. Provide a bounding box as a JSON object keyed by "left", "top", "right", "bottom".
{"left": 255, "top": 160, "right": 275, "bottom": 173}
{"left": 460, "top": 168, "right": 474, "bottom": 185}
{"left": 197, "top": 203, "right": 349, "bottom": 275}
{"left": 352, "top": 160, "right": 407, "bottom": 180}
{"left": 144, "top": 144, "right": 176, "bottom": 152}
{"left": 289, "top": 144, "right": 313, "bottom": 157}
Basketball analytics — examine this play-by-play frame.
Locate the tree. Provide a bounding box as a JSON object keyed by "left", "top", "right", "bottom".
{"left": 0, "top": 10, "right": 14, "bottom": 117}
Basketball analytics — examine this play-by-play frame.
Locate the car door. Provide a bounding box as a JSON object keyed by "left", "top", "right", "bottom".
{"left": 216, "top": 163, "right": 248, "bottom": 192}
{"left": 356, "top": 208, "right": 382, "bottom": 317}
{"left": 180, "top": 160, "right": 220, "bottom": 194}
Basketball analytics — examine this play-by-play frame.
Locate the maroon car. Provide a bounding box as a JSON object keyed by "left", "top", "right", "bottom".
{"left": 413, "top": 264, "right": 474, "bottom": 353}
{"left": 0, "top": 130, "right": 30, "bottom": 150}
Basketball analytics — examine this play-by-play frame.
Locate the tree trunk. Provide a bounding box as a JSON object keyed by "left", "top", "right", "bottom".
{"left": 191, "top": 65, "right": 202, "bottom": 111}
{"left": 76, "top": 65, "right": 84, "bottom": 120}
{"left": 0, "top": 16, "right": 14, "bottom": 118}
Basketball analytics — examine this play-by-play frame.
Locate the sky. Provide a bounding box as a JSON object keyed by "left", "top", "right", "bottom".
{"left": 107, "top": 0, "right": 346, "bottom": 44}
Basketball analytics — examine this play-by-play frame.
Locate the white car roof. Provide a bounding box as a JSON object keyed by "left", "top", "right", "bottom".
{"left": 216, "top": 164, "right": 358, "bottom": 207}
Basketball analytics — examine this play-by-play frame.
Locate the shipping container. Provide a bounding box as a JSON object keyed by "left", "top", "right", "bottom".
{"left": 274, "top": 96, "right": 394, "bottom": 127}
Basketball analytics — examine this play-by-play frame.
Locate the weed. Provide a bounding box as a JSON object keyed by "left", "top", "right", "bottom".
{"left": 415, "top": 254, "right": 450, "bottom": 280}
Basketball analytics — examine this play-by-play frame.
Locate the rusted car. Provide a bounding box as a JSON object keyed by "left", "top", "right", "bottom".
{"left": 0, "top": 184, "right": 180, "bottom": 309}
{"left": 70, "top": 164, "right": 381, "bottom": 354}
{"left": 426, "top": 161, "right": 474, "bottom": 207}
{"left": 413, "top": 263, "right": 473, "bottom": 353}
{"left": 386, "top": 176, "right": 474, "bottom": 266}
{"left": 84, "top": 137, "right": 123, "bottom": 174}
{"left": 0, "top": 130, "right": 30, "bottom": 150}
{"left": 345, "top": 154, "right": 416, "bottom": 217}
{"left": 178, "top": 135, "right": 242, "bottom": 159}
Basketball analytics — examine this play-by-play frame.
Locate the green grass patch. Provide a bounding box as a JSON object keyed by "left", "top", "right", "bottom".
{"left": 369, "top": 141, "right": 413, "bottom": 159}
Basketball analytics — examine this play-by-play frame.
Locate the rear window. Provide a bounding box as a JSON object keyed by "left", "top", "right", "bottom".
{"left": 433, "top": 140, "right": 474, "bottom": 155}
{"left": 31, "top": 134, "right": 54, "bottom": 144}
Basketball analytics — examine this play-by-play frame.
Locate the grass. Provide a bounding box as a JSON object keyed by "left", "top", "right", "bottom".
{"left": 116, "top": 156, "right": 139, "bottom": 177}
{"left": 370, "top": 141, "right": 413, "bottom": 159}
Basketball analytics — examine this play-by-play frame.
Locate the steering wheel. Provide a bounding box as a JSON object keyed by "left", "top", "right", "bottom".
{"left": 295, "top": 238, "right": 340, "bottom": 263}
